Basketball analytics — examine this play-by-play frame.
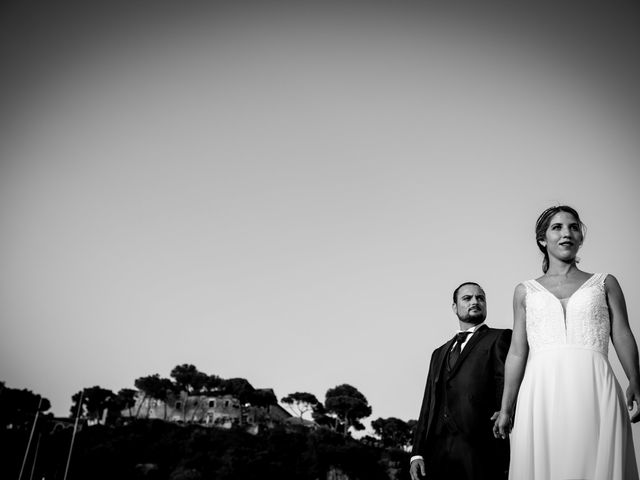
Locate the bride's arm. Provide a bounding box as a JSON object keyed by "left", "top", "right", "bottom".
{"left": 607, "top": 274, "right": 640, "bottom": 423}
{"left": 494, "top": 283, "right": 529, "bottom": 438}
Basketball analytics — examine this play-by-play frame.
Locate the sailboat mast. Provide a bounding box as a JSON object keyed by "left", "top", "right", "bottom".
{"left": 18, "top": 397, "right": 42, "bottom": 480}
{"left": 28, "top": 433, "right": 42, "bottom": 480}
{"left": 63, "top": 389, "right": 84, "bottom": 480}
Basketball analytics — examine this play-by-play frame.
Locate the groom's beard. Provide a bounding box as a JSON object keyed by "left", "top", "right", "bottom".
{"left": 461, "top": 310, "right": 485, "bottom": 324}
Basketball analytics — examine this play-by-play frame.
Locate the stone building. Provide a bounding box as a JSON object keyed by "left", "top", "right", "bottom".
{"left": 122, "top": 388, "right": 292, "bottom": 432}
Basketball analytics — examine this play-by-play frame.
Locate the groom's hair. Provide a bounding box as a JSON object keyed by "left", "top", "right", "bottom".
{"left": 452, "top": 282, "right": 484, "bottom": 303}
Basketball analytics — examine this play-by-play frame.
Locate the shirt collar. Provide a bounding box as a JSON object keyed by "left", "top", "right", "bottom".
{"left": 457, "top": 322, "right": 485, "bottom": 335}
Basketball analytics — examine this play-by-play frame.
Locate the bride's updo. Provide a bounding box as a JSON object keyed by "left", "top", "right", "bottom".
{"left": 535, "top": 205, "right": 586, "bottom": 273}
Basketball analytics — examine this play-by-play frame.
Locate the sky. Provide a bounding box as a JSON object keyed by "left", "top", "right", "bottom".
{"left": 1, "top": 0, "right": 640, "bottom": 446}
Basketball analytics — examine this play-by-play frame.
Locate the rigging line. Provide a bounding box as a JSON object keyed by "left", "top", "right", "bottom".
{"left": 29, "top": 433, "right": 42, "bottom": 480}
{"left": 63, "top": 389, "right": 84, "bottom": 480}
{"left": 18, "top": 396, "right": 42, "bottom": 480}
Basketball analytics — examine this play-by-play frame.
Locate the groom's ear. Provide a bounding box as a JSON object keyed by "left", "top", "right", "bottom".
{"left": 451, "top": 302, "right": 457, "bottom": 314}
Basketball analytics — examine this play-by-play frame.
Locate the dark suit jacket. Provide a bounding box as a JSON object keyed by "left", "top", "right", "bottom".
{"left": 411, "top": 325, "right": 512, "bottom": 479}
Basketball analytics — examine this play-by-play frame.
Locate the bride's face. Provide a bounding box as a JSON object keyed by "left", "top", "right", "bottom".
{"left": 540, "top": 211, "right": 583, "bottom": 263}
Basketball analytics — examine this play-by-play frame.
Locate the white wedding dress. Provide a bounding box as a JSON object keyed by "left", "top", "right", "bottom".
{"left": 509, "top": 273, "right": 639, "bottom": 480}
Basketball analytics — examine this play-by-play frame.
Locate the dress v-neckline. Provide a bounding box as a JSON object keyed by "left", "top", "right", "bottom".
{"left": 531, "top": 274, "right": 597, "bottom": 323}
{"left": 531, "top": 274, "right": 596, "bottom": 302}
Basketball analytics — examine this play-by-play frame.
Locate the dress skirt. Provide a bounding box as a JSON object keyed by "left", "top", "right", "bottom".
{"left": 509, "top": 345, "right": 638, "bottom": 480}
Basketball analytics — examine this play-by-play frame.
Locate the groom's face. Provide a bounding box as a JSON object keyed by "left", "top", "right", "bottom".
{"left": 452, "top": 284, "right": 487, "bottom": 324}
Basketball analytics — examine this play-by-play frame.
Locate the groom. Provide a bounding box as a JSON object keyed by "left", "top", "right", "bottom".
{"left": 410, "top": 282, "right": 511, "bottom": 480}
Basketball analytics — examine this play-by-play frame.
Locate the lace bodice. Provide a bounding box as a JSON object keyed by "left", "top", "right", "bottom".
{"left": 523, "top": 273, "right": 610, "bottom": 354}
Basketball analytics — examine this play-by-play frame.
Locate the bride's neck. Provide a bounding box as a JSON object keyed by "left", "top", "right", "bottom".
{"left": 545, "top": 261, "right": 578, "bottom": 277}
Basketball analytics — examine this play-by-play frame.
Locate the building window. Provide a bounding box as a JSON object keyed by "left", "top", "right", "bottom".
{"left": 224, "top": 400, "right": 230, "bottom": 408}
{"left": 175, "top": 402, "right": 182, "bottom": 410}
{"left": 209, "top": 400, "right": 215, "bottom": 408}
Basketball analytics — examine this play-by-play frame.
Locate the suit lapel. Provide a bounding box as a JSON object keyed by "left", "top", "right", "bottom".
{"left": 448, "top": 324, "right": 489, "bottom": 377}
{"left": 434, "top": 337, "right": 456, "bottom": 383}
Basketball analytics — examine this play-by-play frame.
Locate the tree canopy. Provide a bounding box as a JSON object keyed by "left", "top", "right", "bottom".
{"left": 281, "top": 392, "right": 319, "bottom": 418}
{"left": 116, "top": 388, "right": 137, "bottom": 417}
{"left": 134, "top": 374, "right": 174, "bottom": 418}
{"left": 371, "top": 417, "right": 416, "bottom": 450}
{"left": 70, "top": 386, "right": 117, "bottom": 423}
{"left": 324, "top": 384, "right": 372, "bottom": 435}
{"left": 219, "top": 378, "right": 255, "bottom": 404}
{"left": 0, "top": 383, "right": 51, "bottom": 429}
{"left": 170, "top": 364, "right": 209, "bottom": 394}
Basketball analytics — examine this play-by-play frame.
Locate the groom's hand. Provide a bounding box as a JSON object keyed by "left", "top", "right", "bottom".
{"left": 626, "top": 381, "right": 640, "bottom": 423}
{"left": 410, "top": 458, "right": 426, "bottom": 480}
{"left": 492, "top": 410, "right": 512, "bottom": 439}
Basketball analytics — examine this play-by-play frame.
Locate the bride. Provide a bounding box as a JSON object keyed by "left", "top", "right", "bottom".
{"left": 494, "top": 205, "right": 640, "bottom": 479}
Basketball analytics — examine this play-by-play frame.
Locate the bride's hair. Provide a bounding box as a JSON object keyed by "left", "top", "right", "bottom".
{"left": 535, "top": 205, "right": 586, "bottom": 273}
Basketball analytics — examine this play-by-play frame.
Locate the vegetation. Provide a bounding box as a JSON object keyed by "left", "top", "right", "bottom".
{"left": 134, "top": 374, "right": 175, "bottom": 419}
{"left": 371, "top": 417, "right": 417, "bottom": 450}
{"left": 0, "top": 381, "right": 51, "bottom": 429}
{"left": 322, "top": 384, "right": 372, "bottom": 435}
{"left": 281, "top": 392, "right": 320, "bottom": 418}
{"left": 1, "top": 367, "right": 416, "bottom": 479}
{"left": 1, "top": 418, "right": 410, "bottom": 479}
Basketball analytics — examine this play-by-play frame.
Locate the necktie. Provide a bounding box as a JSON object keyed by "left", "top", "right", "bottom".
{"left": 448, "top": 331, "right": 472, "bottom": 369}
